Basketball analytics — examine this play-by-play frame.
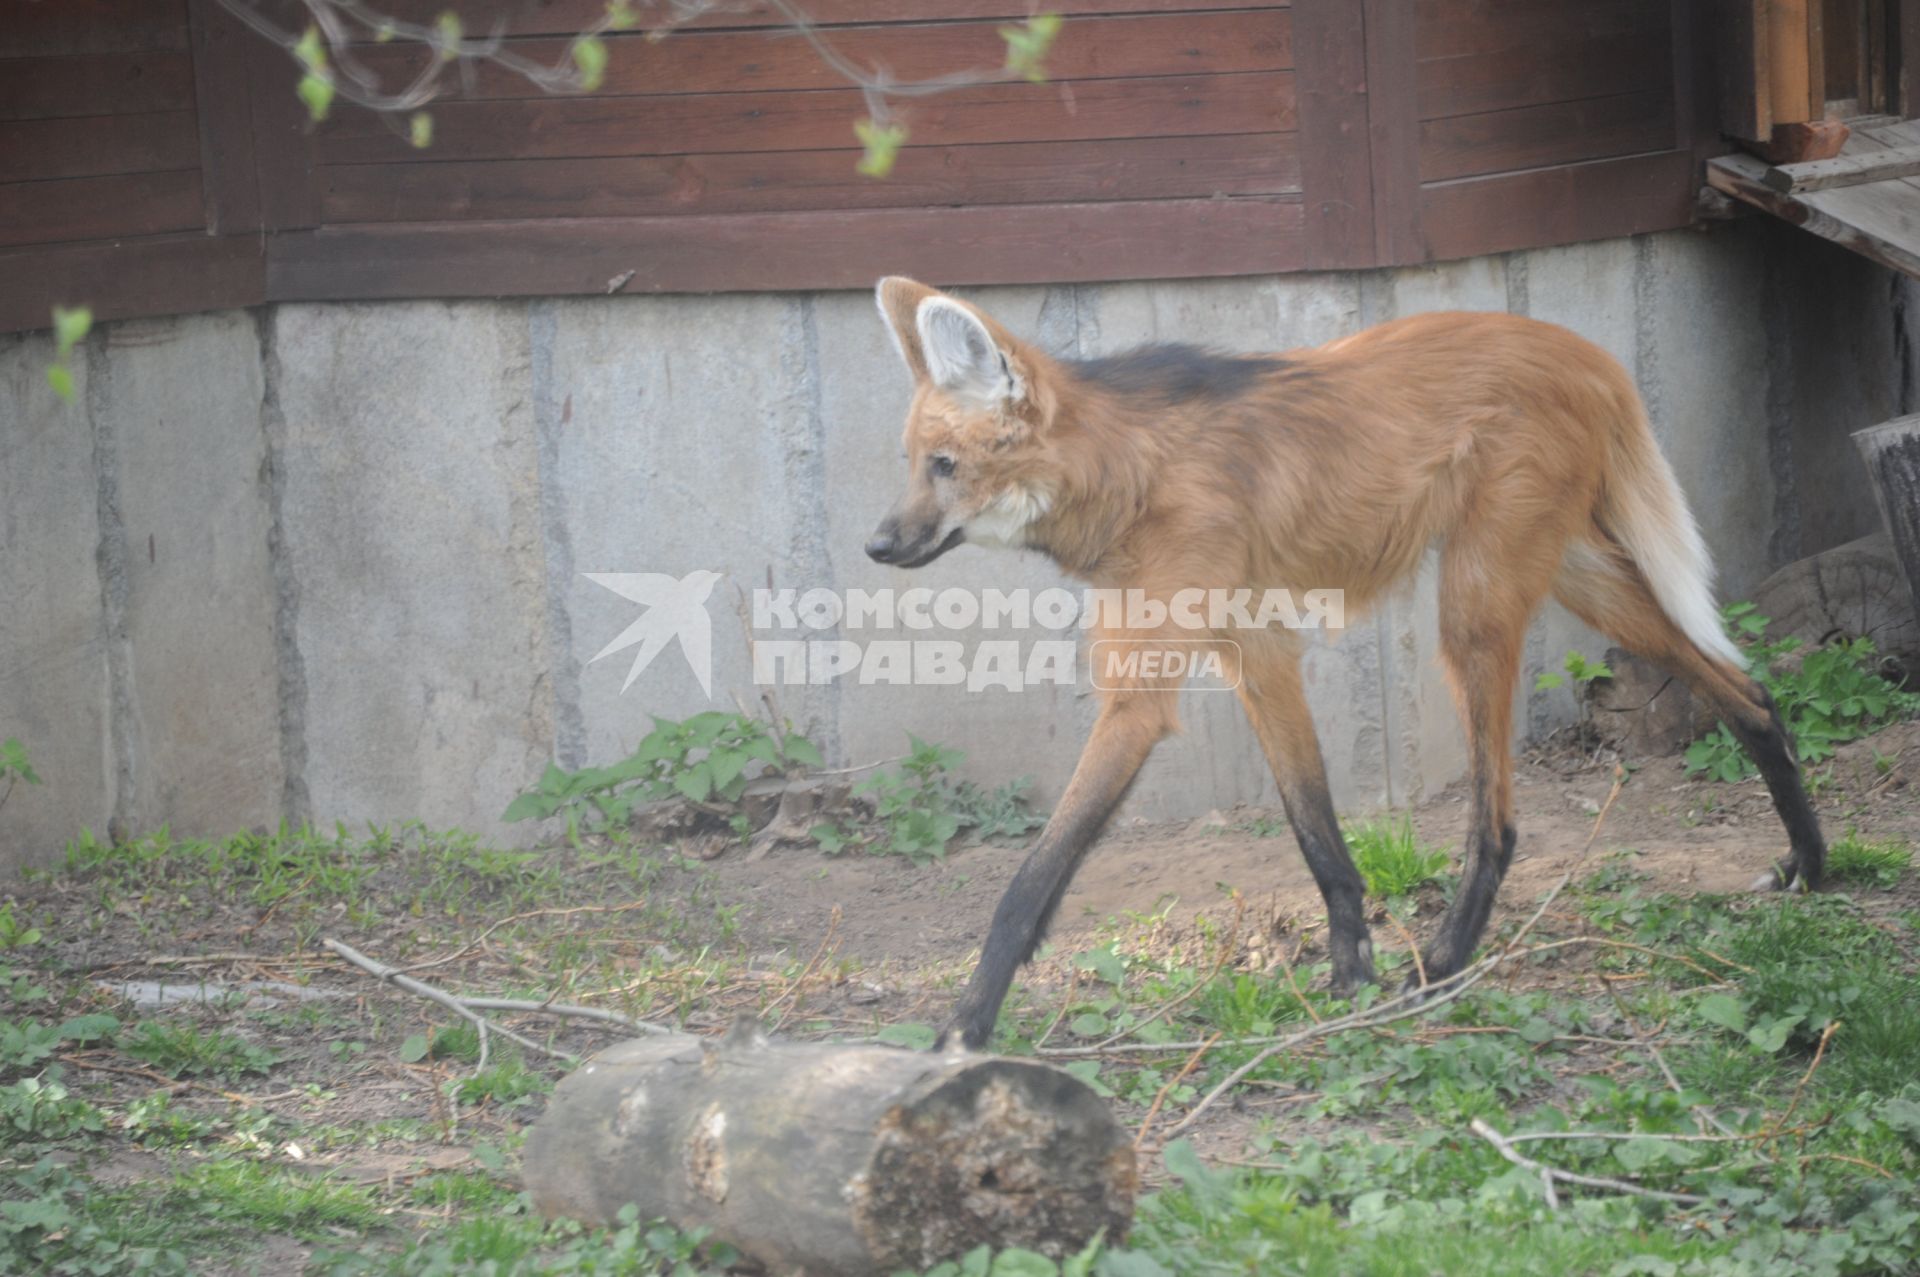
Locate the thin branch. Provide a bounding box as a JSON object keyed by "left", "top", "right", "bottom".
{"left": 323, "top": 937, "right": 578, "bottom": 1061}
{"left": 1471, "top": 1118, "right": 1708, "bottom": 1207}
{"left": 1160, "top": 768, "right": 1628, "bottom": 1138}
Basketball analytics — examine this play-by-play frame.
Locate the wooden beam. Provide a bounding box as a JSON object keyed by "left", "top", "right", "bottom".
{"left": 1707, "top": 150, "right": 1920, "bottom": 278}
{"left": 0, "top": 232, "right": 264, "bottom": 333}
{"left": 1768, "top": 0, "right": 1814, "bottom": 124}
{"left": 1762, "top": 143, "right": 1920, "bottom": 193}
{"left": 264, "top": 198, "right": 1308, "bottom": 299}
{"left": 1364, "top": 0, "right": 1421, "bottom": 265}
{"left": 1291, "top": 0, "right": 1374, "bottom": 268}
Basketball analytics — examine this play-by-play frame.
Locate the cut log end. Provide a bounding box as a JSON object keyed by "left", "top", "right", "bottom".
{"left": 853, "top": 1061, "right": 1138, "bottom": 1272}
{"left": 524, "top": 1029, "right": 1136, "bottom": 1276}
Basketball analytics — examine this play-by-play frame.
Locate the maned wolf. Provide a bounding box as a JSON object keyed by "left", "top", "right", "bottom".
{"left": 864, "top": 277, "right": 1827, "bottom": 1051}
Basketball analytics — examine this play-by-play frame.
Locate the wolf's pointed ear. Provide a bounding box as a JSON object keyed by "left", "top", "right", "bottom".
{"left": 916, "top": 296, "right": 1023, "bottom": 411}
{"left": 875, "top": 276, "right": 937, "bottom": 382}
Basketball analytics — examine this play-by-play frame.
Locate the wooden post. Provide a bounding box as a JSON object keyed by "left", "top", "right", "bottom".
{"left": 522, "top": 1022, "right": 1137, "bottom": 1276}
{"left": 1853, "top": 416, "right": 1920, "bottom": 614}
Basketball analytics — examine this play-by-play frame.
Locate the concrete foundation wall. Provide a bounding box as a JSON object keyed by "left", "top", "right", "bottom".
{"left": 0, "top": 220, "right": 1901, "bottom": 869}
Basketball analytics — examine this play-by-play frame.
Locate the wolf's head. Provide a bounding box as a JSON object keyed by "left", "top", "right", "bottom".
{"left": 864, "top": 277, "right": 1055, "bottom": 568}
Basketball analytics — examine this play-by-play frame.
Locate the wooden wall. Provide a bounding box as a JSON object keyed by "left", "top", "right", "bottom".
{"left": 0, "top": 0, "right": 1727, "bottom": 332}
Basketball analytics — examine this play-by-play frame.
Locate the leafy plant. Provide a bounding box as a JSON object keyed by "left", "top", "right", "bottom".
{"left": 0, "top": 738, "right": 39, "bottom": 817}
{"left": 42, "top": 308, "right": 90, "bottom": 404}
{"left": 0, "top": 1078, "right": 105, "bottom": 1142}
{"left": 1686, "top": 604, "right": 1919, "bottom": 782}
{"left": 0, "top": 1013, "right": 117, "bottom": 1072}
{"left": 503, "top": 711, "right": 822, "bottom": 830}
{"left": 1343, "top": 814, "right": 1451, "bottom": 903}
{"left": 0, "top": 903, "right": 41, "bottom": 952}
{"left": 814, "top": 737, "right": 1045, "bottom": 864}
{"left": 1533, "top": 649, "right": 1612, "bottom": 694}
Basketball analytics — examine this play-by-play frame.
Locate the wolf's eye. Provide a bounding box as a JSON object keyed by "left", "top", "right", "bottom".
{"left": 930, "top": 454, "right": 957, "bottom": 479}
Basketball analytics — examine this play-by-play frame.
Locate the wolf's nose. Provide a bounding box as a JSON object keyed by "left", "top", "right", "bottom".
{"left": 865, "top": 532, "right": 898, "bottom": 563}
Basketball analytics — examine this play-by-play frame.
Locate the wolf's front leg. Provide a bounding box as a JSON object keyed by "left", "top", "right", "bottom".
{"left": 937, "top": 693, "right": 1175, "bottom": 1050}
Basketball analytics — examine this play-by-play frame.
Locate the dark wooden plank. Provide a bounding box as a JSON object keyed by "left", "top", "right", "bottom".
{"left": 0, "top": 0, "right": 189, "bottom": 57}
{"left": 189, "top": 0, "right": 264, "bottom": 233}
{"left": 266, "top": 197, "right": 1307, "bottom": 297}
{"left": 1365, "top": 0, "right": 1421, "bottom": 266}
{"left": 1418, "top": 89, "right": 1674, "bottom": 182}
{"left": 319, "top": 132, "right": 1299, "bottom": 222}
{"left": 1903, "top": 0, "right": 1920, "bottom": 118}
{"left": 1706, "top": 151, "right": 1920, "bottom": 277}
{"left": 1420, "top": 149, "right": 1696, "bottom": 261}
{"left": 1292, "top": 0, "right": 1374, "bottom": 268}
{"left": 245, "top": 38, "right": 320, "bottom": 231}
{"left": 0, "top": 231, "right": 264, "bottom": 332}
{"left": 1416, "top": 25, "right": 1672, "bottom": 121}
{"left": 350, "top": 10, "right": 1293, "bottom": 100}
{"left": 0, "top": 169, "right": 205, "bottom": 248}
{"left": 315, "top": 72, "right": 1294, "bottom": 163}
{"left": 0, "top": 111, "right": 199, "bottom": 182}
{"left": 1414, "top": 0, "right": 1665, "bottom": 61}
{"left": 1703, "top": 0, "right": 1770, "bottom": 141}
{"left": 0, "top": 51, "right": 197, "bottom": 121}
{"left": 370, "top": 0, "right": 1291, "bottom": 37}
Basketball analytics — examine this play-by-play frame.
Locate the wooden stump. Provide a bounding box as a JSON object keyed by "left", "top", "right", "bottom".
{"left": 1854, "top": 417, "right": 1920, "bottom": 626}
{"left": 522, "top": 1022, "right": 1137, "bottom": 1276}
{"left": 1749, "top": 532, "right": 1920, "bottom": 682}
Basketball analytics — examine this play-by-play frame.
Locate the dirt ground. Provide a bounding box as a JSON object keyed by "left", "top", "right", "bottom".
{"left": 8, "top": 721, "right": 1920, "bottom": 1270}
{"left": 685, "top": 720, "right": 1920, "bottom": 976}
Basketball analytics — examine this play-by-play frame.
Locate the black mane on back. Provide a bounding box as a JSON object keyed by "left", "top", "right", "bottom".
{"left": 1063, "top": 343, "right": 1289, "bottom": 405}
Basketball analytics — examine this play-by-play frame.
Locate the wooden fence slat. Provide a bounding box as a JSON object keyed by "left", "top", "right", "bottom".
{"left": 0, "top": 51, "right": 196, "bottom": 121}
{"left": 0, "top": 169, "right": 205, "bottom": 248}
{"left": 319, "top": 133, "right": 1299, "bottom": 222}
{"left": 1293, "top": 0, "right": 1376, "bottom": 268}
{"left": 0, "top": 111, "right": 199, "bottom": 182}
{"left": 0, "top": 0, "right": 189, "bottom": 58}
{"left": 1418, "top": 88, "right": 1675, "bottom": 182}
{"left": 190, "top": 0, "right": 264, "bottom": 233}
{"left": 367, "top": 0, "right": 1291, "bottom": 37}
{"left": 1365, "top": 0, "right": 1421, "bottom": 265}
{"left": 1416, "top": 26, "right": 1672, "bottom": 121}
{"left": 1420, "top": 148, "right": 1694, "bottom": 261}
{"left": 348, "top": 10, "right": 1292, "bottom": 101}
{"left": 0, "top": 231, "right": 264, "bottom": 331}
{"left": 314, "top": 72, "right": 1295, "bottom": 164}
{"left": 266, "top": 196, "right": 1307, "bottom": 297}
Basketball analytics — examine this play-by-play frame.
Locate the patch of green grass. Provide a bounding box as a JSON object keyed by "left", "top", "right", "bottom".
{"left": 448, "top": 1057, "right": 552, "bottom": 1109}
{"left": 121, "top": 1021, "right": 278, "bottom": 1080}
{"left": 169, "top": 1160, "right": 379, "bottom": 1235}
{"left": 408, "top": 1170, "right": 518, "bottom": 1212}
{"left": 1343, "top": 814, "right": 1452, "bottom": 902}
{"left": 1826, "top": 829, "right": 1913, "bottom": 889}
{"left": 316, "top": 1200, "right": 737, "bottom": 1276}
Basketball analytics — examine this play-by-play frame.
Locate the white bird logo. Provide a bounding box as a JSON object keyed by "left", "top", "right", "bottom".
{"left": 584, "top": 569, "right": 723, "bottom": 697}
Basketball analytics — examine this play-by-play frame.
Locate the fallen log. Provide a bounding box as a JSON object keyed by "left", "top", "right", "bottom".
{"left": 523, "top": 1021, "right": 1137, "bottom": 1276}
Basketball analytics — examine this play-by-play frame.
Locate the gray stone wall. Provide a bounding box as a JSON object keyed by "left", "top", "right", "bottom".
{"left": 0, "top": 220, "right": 1900, "bottom": 871}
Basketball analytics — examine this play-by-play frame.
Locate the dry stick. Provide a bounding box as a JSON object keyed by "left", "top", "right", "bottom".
{"left": 396, "top": 899, "right": 658, "bottom": 975}
{"left": 1470, "top": 1118, "right": 1707, "bottom": 1207}
{"left": 458, "top": 998, "right": 662, "bottom": 1033}
{"left": 1134, "top": 1032, "right": 1222, "bottom": 1150}
{"left": 1383, "top": 909, "right": 1428, "bottom": 990}
{"left": 1034, "top": 968, "right": 1083, "bottom": 1052}
{"left": 1769, "top": 1019, "right": 1841, "bottom": 1140}
{"left": 1164, "top": 768, "right": 1628, "bottom": 1139}
{"left": 1601, "top": 976, "right": 1736, "bottom": 1137}
{"left": 1092, "top": 894, "right": 1245, "bottom": 1052}
{"left": 323, "top": 938, "right": 579, "bottom": 1061}
{"left": 56, "top": 1055, "right": 265, "bottom": 1106}
{"left": 767, "top": 907, "right": 842, "bottom": 1034}
{"left": 1269, "top": 921, "right": 1323, "bottom": 1025}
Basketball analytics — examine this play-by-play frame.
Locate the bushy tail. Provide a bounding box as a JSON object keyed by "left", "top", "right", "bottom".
{"left": 1600, "top": 409, "right": 1745, "bottom": 670}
